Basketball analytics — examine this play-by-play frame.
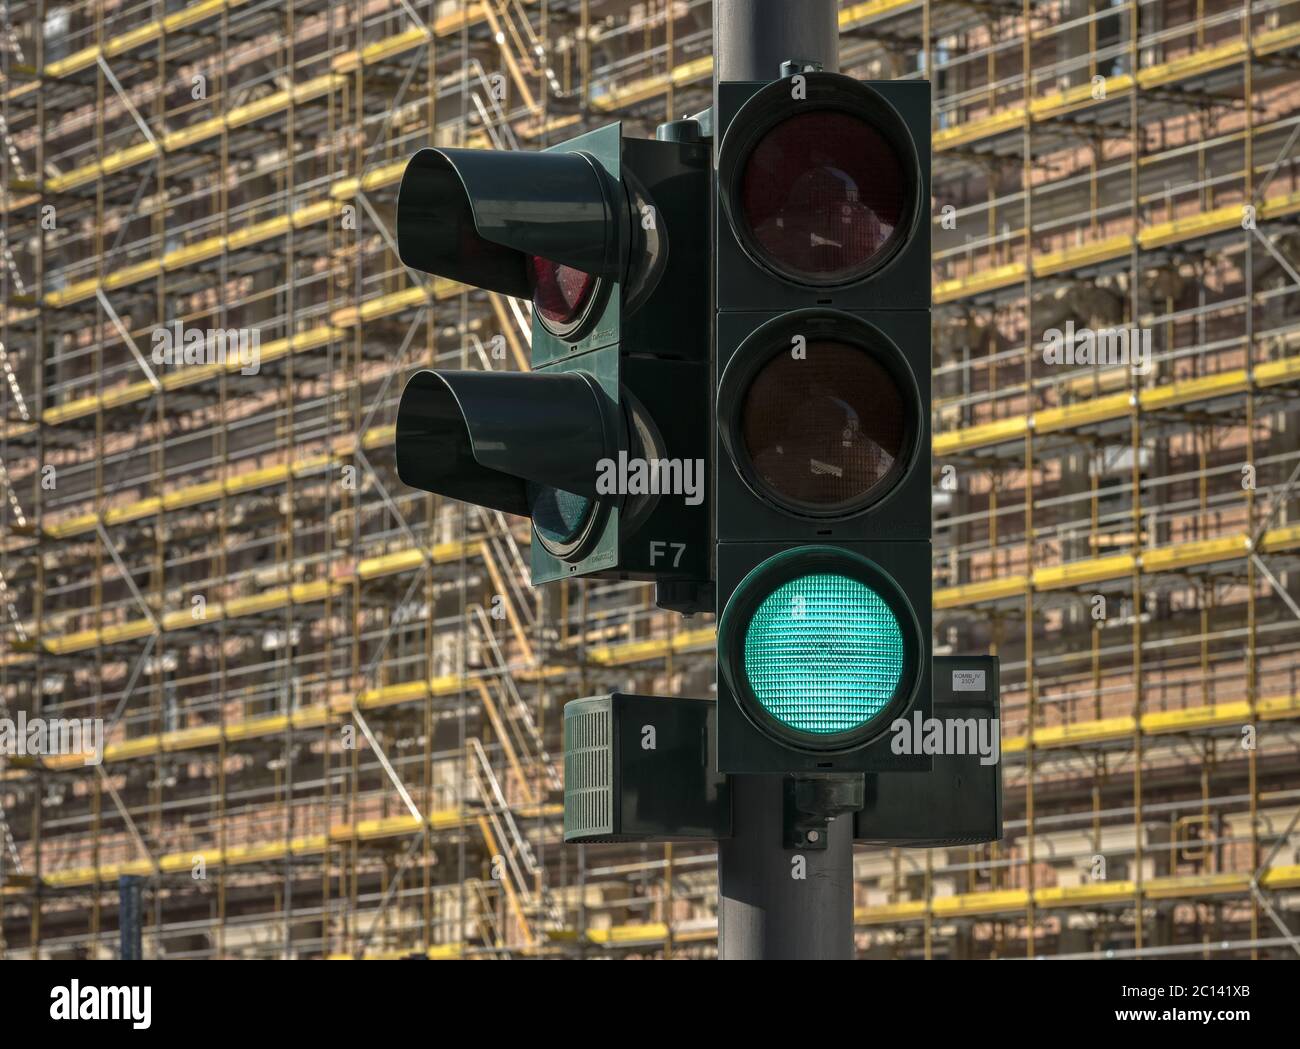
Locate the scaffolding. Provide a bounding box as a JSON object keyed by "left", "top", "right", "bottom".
{"left": 0, "top": 0, "right": 1298, "bottom": 959}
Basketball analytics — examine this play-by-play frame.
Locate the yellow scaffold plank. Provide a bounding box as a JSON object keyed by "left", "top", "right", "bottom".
{"left": 1262, "top": 865, "right": 1300, "bottom": 890}
{"left": 43, "top": 46, "right": 100, "bottom": 78}
{"left": 354, "top": 674, "right": 465, "bottom": 710}
{"left": 840, "top": 0, "right": 921, "bottom": 28}
{"left": 1035, "top": 880, "right": 1137, "bottom": 908}
{"left": 1144, "top": 872, "right": 1249, "bottom": 899}
{"left": 586, "top": 922, "right": 670, "bottom": 945}
{"left": 331, "top": 4, "right": 485, "bottom": 73}
{"left": 43, "top": 191, "right": 340, "bottom": 319}
{"left": 348, "top": 815, "right": 424, "bottom": 841}
{"left": 1140, "top": 369, "right": 1245, "bottom": 410}
{"left": 46, "top": 142, "right": 162, "bottom": 192}
{"left": 1141, "top": 534, "right": 1251, "bottom": 573}
{"left": 38, "top": 812, "right": 522, "bottom": 888}
{"left": 43, "top": 513, "right": 99, "bottom": 539}
{"left": 333, "top": 27, "right": 429, "bottom": 73}
{"left": 1032, "top": 233, "right": 1132, "bottom": 278}
{"left": 937, "top": 348, "right": 1300, "bottom": 456}
{"left": 103, "top": 497, "right": 161, "bottom": 526}
{"left": 161, "top": 725, "right": 223, "bottom": 752}
{"left": 853, "top": 900, "right": 927, "bottom": 925}
{"left": 933, "top": 575, "right": 1027, "bottom": 609}
{"left": 1256, "top": 353, "right": 1300, "bottom": 387}
{"left": 933, "top": 106, "right": 1027, "bottom": 152}
{"left": 340, "top": 943, "right": 467, "bottom": 959}
{"left": 1139, "top": 202, "right": 1242, "bottom": 250}
{"left": 1258, "top": 693, "right": 1300, "bottom": 722}
{"left": 31, "top": 517, "right": 1282, "bottom": 652}
{"left": 932, "top": 888, "right": 1029, "bottom": 917}
{"left": 162, "top": 235, "right": 226, "bottom": 268}
{"left": 591, "top": 56, "right": 714, "bottom": 112}
{"left": 933, "top": 261, "right": 1026, "bottom": 303}
{"left": 1260, "top": 524, "right": 1300, "bottom": 554}
{"left": 935, "top": 187, "right": 1300, "bottom": 310}
{"left": 854, "top": 868, "right": 1295, "bottom": 924}
{"left": 48, "top": 73, "right": 341, "bottom": 190}
{"left": 100, "top": 619, "right": 156, "bottom": 644}
{"left": 42, "top": 278, "right": 100, "bottom": 310}
{"left": 1002, "top": 693, "right": 1295, "bottom": 755}
{"left": 1017, "top": 715, "right": 1138, "bottom": 751}
{"left": 223, "top": 589, "right": 292, "bottom": 618}
{"left": 328, "top": 158, "right": 408, "bottom": 201}
{"left": 1031, "top": 553, "right": 1135, "bottom": 591}
{"left": 933, "top": 415, "right": 1028, "bottom": 456}
{"left": 1136, "top": 40, "right": 1246, "bottom": 90}
{"left": 1254, "top": 22, "right": 1300, "bottom": 55}
{"left": 1142, "top": 701, "right": 1252, "bottom": 735}
{"left": 1033, "top": 392, "right": 1133, "bottom": 436}
{"left": 940, "top": 531, "right": 1261, "bottom": 611}
{"left": 361, "top": 424, "right": 396, "bottom": 449}
{"left": 225, "top": 464, "right": 290, "bottom": 495}
{"left": 1030, "top": 75, "right": 1134, "bottom": 123}
{"left": 44, "top": 432, "right": 347, "bottom": 539}
{"left": 356, "top": 540, "right": 480, "bottom": 579}
{"left": 43, "top": 1, "right": 248, "bottom": 77}
{"left": 584, "top": 624, "right": 718, "bottom": 666}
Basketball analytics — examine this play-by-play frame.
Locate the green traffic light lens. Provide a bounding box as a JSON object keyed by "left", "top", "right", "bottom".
{"left": 741, "top": 571, "right": 905, "bottom": 735}
{"left": 528, "top": 483, "right": 594, "bottom": 553}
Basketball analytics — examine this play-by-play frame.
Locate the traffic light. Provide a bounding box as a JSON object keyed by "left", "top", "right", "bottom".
{"left": 713, "top": 70, "right": 934, "bottom": 774}
{"left": 394, "top": 123, "right": 711, "bottom": 599}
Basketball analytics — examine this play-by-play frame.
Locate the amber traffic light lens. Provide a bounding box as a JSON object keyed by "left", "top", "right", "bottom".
{"left": 739, "top": 340, "right": 909, "bottom": 514}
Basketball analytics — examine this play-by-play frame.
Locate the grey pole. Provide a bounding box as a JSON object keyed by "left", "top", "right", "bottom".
{"left": 713, "top": 0, "right": 840, "bottom": 82}
{"left": 712, "top": 0, "right": 856, "bottom": 961}
{"left": 718, "top": 776, "right": 856, "bottom": 960}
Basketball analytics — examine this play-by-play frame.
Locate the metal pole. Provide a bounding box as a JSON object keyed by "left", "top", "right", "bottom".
{"left": 713, "top": 0, "right": 840, "bottom": 82}
{"left": 119, "top": 875, "right": 143, "bottom": 960}
{"left": 719, "top": 777, "right": 856, "bottom": 959}
{"left": 712, "top": 0, "right": 854, "bottom": 961}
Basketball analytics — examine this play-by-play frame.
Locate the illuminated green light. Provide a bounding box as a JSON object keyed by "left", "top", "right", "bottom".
{"left": 742, "top": 572, "right": 904, "bottom": 735}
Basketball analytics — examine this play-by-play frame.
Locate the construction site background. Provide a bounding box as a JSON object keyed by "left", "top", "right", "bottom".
{"left": 1, "top": 0, "right": 1299, "bottom": 959}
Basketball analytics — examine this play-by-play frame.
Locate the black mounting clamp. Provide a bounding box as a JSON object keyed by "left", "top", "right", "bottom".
{"left": 779, "top": 58, "right": 825, "bottom": 78}
{"left": 783, "top": 774, "right": 865, "bottom": 850}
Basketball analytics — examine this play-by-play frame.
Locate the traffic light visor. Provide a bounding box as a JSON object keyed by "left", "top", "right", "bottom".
{"left": 395, "top": 369, "right": 612, "bottom": 523}
{"left": 718, "top": 547, "right": 922, "bottom": 751}
{"left": 396, "top": 147, "right": 623, "bottom": 300}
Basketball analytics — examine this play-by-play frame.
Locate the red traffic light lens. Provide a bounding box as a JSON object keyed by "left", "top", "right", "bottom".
{"left": 740, "top": 340, "right": 908, "bottom": 513}
{"left": 738, "top": 110, "right": 907, "bottom": 284}
{"left": 531, "top": 256, "right": 597, "bottom": 331}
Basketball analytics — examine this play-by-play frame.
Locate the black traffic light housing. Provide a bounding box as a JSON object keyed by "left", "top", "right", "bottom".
{"left": 394, "top": 121, "right": 711, "bottom": 592}
{"left": 715, "top": 75, "right": 930, "bottom": 312}
{"left": 715, "top": 541, "right": 932, "bottom": 774}
{"left": 563, "top": 693, "right": 731, "bottom": 843}
{"left": 715, "top": 307, "right": 932, "bottom": 541}
{"left": 713, "top": 72, "right": 933, "bottom": 775}
{"left": 855, "top": 656, "right": 1003, "bottom": 846}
